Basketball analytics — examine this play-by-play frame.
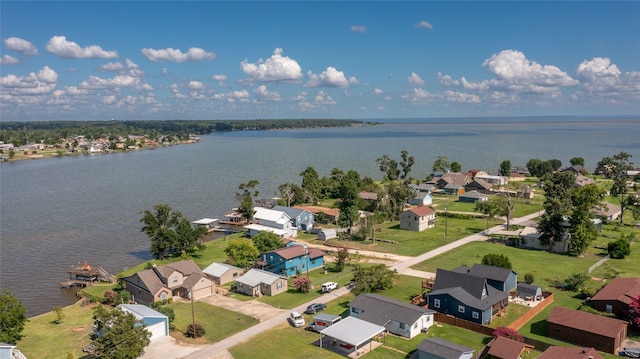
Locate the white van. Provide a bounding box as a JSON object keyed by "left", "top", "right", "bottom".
{"left": 290, "top": 311, "right": 305, "bottom": 327}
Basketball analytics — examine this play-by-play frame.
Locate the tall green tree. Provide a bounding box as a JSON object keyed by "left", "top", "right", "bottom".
{"left": 499, "top": 160, "right": 512, "bottom": 177}
{"left": 568, "top": 184, "right": 605, "bottom": 255}
{"left": 300, "top": 167, "right": 321, "bottom": 204}
{"left": 607, "top": 152, "right": 634, "bottom": 224}
{"left": 570, "top": 157, "right": 585, "bottom": 167}
{"left": 140, "top": 204, "right": 204, "bottom": 259}
{"left": 224, "top": 238, "right": 260, "bottom": 268}
{"left": 474, "top": 200, "right": 501, "bottom": 232}
{"left": 376, "top": 154, "right": 400, "bottom": 181}
{"left": 399, "top": 150, "right": 415, "bottom": 180}
{"left": 0, "top": 290, "right": 27, "bottom": 344}
{"left": 337, "top": 170, "right": 362, "bottom": 232}
{"left": 252, "top": 231, "right": 284, "bottom": 253}
{"left": 432, "top": 155, "right": 450, "bottom": 174}
{"left": 351, "top": 264, "right": 399, "bottom": 295}
{"left": 450, "top": 161, "right": 462, "bottom": 173}
{"left": 236, "top": 180, "right": 259, "bottom": 223}
{"left": 538, "top": 172, "right": 575, "bottom": 248}
{"left": 91, "top": 305, "right": 151, "bottom": 359}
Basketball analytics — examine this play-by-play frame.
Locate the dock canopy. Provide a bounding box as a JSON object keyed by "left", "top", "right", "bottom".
{"left": 192, "top": 218, "right": 219, "bottom": 226}
{"left": 319, "top": 316, "right": 385, "bottom": 349}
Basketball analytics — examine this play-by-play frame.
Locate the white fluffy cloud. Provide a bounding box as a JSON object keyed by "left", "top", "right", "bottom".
{"left": 408, "top": 72, "right": 425, "bottom": 86}
{"left": 79, "top": 75, "right": 139, "bottom": 89}
{"left": 482, "top": 50, "right": 577, "bottom": 87}
{"left": 307, "top": 67, "right": 352, "bottom": 88}
{"left": 240, "top": 48, "right": 303, "bottom": 82}
{"left": 4, "top": 37, "right": 39, "bottom": 55}
{"left": 253, "top": 85, "right": 282, "bottom": 102}
{"left": 574, "top": 57, "right": 640, "bottom": 101}
{"left": 188, "top": 81, "right": 204, "bottom": 90}
{"left": 97, "top": 62, "right": 124, "bottom": 72}
{"left": 372, "top": 88, "right": 384, "bottom": 94}
{"left": 415, "top": 21, "right": 433, "bottom": 30}
{"left": 314, "top": 90, "right": 336, "bottom": 105}
{"left": 0, "top": 66, "right": 58, "bottom": 94}
{"left": 46, "top": 36, "right": 118, "bottom": 59}
{"left": 211, "top": 74, "right": 227, "bottom": 86}
{"left": 141, "top": 47, "right": 216, "bottom": 62}
{"left": 351, "top": 25, "right": 367, "bottom": 33}
{"left": 1, "top": 55, "right": 20, "bottom": 65}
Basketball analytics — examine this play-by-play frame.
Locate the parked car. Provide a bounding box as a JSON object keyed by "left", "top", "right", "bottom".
{"left": 321, "top": 282, "right": 339, "bottom": 293}
{"left": 290, "top": 311, "right": 305, "bottom": 327}
{"left": 304, "top": 303, "right": 326, "bottom": 314}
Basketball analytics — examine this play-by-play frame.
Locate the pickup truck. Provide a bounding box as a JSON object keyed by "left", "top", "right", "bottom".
{"left": 321, "top": 282, "right": 339, "bottom": 293}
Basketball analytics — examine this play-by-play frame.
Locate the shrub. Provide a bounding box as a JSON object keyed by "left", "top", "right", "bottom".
{"left": 577, "top": 287, "right": 596, "bottom": 299}
{"left": 102, "top": 290, "right": 118, "bottom": 305}
{"left": 118, "top": 290, "right": 131, "bottom": 304}
{"left": 185, "top": 323, "right": 205, "bottom": 338}
{"left": 493, "top": 326, "right": 524, "bottom": 342}
{"left": 608, "top": 238, "right": 631, "bottom": 259}
{"left": 292, "top": 276, "right": 312, "bottom": 293}
{"left": 562, "top": 272, "right": 589, "bottom": 291}
{"left": 524, "top": 273, "right": 535, "bottom": 284}
{"left": 481, "top": 253, "right": 512, "bottom": 269}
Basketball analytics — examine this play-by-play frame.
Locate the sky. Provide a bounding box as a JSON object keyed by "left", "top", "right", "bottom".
{"left": 1, "top": 1, "right": 639, "bottom": 121}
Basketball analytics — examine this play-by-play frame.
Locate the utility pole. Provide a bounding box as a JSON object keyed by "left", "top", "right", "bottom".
{"left": 444, "top": 205, "right": 448, "bottom": 238}
{"left": 190, "top": 286, "right": 195, "bottom": 338}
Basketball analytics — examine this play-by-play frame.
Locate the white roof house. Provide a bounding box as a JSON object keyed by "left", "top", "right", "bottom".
{"left": 118, "top": 304, "right": 169, "bottom": 341}
{"left": 246, "top": 207, "right": 296, "bottom": 238}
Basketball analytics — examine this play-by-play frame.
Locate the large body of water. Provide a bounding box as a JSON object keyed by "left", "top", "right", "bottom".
{"left": 1, "top": 116, "right": 638, "bottom": 317}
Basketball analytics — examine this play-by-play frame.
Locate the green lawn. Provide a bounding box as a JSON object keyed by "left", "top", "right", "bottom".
{"left": 326, "top": 217, "right": 494, "bottom": 257}
{"left": 19, "top": 301, "right": 96, "bottom": 359}
{"left": 412, "top": 241, "right": 601, "bottom": 291}
{"left": 168, "top": 301, "right": 258, "bottom": 343}
{"left": 230, "top": 295, "right": 491, "bottom": 359}
{"left": 257, "top": 266, "right": 358, "bottom": 309}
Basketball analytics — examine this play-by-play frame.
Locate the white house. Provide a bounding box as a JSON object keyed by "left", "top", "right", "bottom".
{"left": 348, "top": 293, "right": 435, "bottom": 339}
{"left": 245, "top": 207, "right": 296, "bottom": 238}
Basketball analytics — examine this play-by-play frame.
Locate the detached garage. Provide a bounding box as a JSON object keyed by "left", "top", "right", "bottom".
{"left": 118, "top": 304, "right": 169, "bottom": 341}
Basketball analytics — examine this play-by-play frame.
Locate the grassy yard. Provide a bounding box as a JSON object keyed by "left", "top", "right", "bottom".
{"left": 325, "top": 217, "right": 495, "bottom": 257}
{"left": 19, "top": 301, "right": 96, "bottom": 359}
{"left": 257, "top": 265, "right": 359, "bottom": 309}
{"left": 412, "top": 241, "right": 601, "bottom": 290}
{"left": 168, "top": 301, "right": 258, "bottom": 344}
{"left": 229, "top": 296, "right": 491, "bottom": 359}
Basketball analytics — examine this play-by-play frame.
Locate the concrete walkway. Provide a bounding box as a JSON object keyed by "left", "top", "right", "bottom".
{"left": 181, "top": 210, "right": 545, "bottom": 358}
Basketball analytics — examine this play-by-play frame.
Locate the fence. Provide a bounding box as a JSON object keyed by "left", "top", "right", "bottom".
{"left": 507, "top": 292, "right": 554, "bottom": 330}
{"left": 432, "top": 293, "right": 557, "bottom": 353}
{"left": 588, "top": 254, "right": 610, "bottom": 274}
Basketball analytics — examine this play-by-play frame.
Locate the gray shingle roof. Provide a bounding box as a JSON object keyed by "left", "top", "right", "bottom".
{"left": 417, "top": 337, "right": 474, "bottom": 359}
{"left": 429, "top": 268, "right": 508, "bottom": 310}
{"left": 348, "top": 293, "right": 434, "bottom": 326}
{"left": 464, "top": 264, "right": 515, "bottom": 282}
{"left": 236, "top": 268, "right": 285, "bottom": 287}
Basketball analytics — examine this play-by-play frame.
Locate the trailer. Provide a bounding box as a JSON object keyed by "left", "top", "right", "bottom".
{"left": 307, "top": 313, "right": 341, "bottom": 332}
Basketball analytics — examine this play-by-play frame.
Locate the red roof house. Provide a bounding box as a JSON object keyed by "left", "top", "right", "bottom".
{"left": 590, "top": 277, "right": 640, "bottom": 318}
{"left": 538, "top": 346, "right": 604, "bottom": 359}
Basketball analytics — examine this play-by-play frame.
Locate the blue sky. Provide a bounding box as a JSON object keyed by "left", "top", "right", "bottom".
{"left": 1, "top": 1, "right": 639, "bottom": 121}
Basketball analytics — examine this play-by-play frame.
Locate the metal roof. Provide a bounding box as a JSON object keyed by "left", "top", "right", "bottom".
{"left": 236, "top": 268, "right": 285, "bottom": 287}
{"left": 202, "top": 262, "right": 242, "bottom": 278}
{"left": 118, "top": 304, "right": 167, "bottom": 320}
{"left": 320, "top": 316, "right": 385, "bottom": 347}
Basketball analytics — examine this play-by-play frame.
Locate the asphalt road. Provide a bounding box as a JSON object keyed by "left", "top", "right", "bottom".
{"left": 182, "top": 210, "right": 544, "bottom": 359}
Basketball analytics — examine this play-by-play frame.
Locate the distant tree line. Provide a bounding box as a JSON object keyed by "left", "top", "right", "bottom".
{"left": 0, "top": 119, "right": 367, "bottom": 147}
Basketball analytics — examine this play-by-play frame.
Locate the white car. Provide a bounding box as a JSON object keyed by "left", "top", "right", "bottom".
{"left": 321, "top": 282, "right": 339, "bottom": 293}
{"left": 290, "top": 311, "right": 305, "bottom": 327}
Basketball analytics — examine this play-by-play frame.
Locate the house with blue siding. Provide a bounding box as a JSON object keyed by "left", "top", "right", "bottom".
{"left": 272, "top": 205, "right": 315, "bottom": 231}
{"left": 260, "top": 245, "right": 325, "bottom": 277}
{"left": 452, "top": 264, "right": 517, "bottom": 292}
{"left": 426, "top": 268, "right": 509, "bottom": 325}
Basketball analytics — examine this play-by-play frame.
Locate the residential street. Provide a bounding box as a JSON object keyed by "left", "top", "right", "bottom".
{"left": 166, "top": 211, "right": 545, "bottom": 359}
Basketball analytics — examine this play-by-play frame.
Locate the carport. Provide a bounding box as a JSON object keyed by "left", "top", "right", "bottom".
{"left": 318, "top": 316, "right": 385, "bottom": 357}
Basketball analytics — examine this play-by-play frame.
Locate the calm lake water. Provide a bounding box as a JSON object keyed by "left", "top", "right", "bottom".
{"left": 1, "top": 116, "right": 638, "bottom": 316}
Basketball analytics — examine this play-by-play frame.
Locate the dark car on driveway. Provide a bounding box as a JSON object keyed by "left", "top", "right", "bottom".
{"left": 304, "top": 303, "right": 326, "bottom": 314}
